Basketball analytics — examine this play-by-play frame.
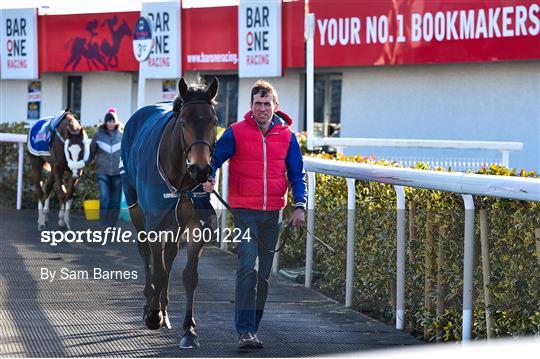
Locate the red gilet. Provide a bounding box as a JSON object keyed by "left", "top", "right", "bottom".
{"left": 228, "top": 111, "right": 293, "bottom": 210}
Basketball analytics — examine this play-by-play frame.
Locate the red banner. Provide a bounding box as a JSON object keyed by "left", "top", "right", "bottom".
{"left": 309, "top": 0, "right": 540, "bottom": 67}
{"left": 38, "top": 12, "right": 139, "bottom": 73}
{"left": 182, "top": 6, "right": 238, "bottom": 71}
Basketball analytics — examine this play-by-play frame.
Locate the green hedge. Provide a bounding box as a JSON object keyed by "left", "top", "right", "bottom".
{"left": 280, "top": 140, "right": 539, "bottom": 341}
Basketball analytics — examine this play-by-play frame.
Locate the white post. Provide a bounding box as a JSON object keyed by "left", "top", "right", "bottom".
{"left": 500, "top": 151, "right": 510, "bottom": 168}
{"left": 305, "top": 13, "right": 315, "bottom": 151}
{"left": 137, "top": 67, "right": 145, "bottom": 109}
{"left": 345, "top": 178, "right": 356, "bottom": 307}
{"left": 17, "top": 142, "right": 24, "bottom": 210}
{"left": 394, "top": 185, "right": 406, "bottom": 330}
{"left": 305, "top": 171, "right": 316, "bottom": 288}
{"left": 462, "top": 194, "right": 475, "bottom": 342}
{"left": 272, "top": 225, "right": 281, "bottom": 274}
{"left": 220, "top": 162, "right": 229, "bottom": 250}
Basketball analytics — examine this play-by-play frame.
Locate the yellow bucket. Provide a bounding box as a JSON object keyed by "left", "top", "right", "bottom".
{"left": 83, "top": 200, "right": 100, "bottom": 221}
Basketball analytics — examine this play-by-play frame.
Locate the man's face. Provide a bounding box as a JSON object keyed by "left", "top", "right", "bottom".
{"left": 250, "top": 92, "right": 278, "bottom": 126}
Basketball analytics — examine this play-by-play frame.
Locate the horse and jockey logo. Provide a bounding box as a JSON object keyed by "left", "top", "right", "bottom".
{"left": 64, "top": 16, "right": 132, "bottom": 71}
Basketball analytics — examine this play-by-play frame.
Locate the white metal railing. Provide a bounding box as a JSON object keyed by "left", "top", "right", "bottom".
{"left": 302, "top": 156, "right": 539, "bottom": 341}
{"left": 311, "top": 137, "right": 523, "bottom": 169}
{"left": 0, "top": 133, "right": 27, "bottom": 210}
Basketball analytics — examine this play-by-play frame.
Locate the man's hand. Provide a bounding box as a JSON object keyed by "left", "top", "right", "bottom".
{"left": 202, "top": 177, "right": 216, "bottom": 193}
{"left": 290, "top": 207, "right": 306, "bottom": 227}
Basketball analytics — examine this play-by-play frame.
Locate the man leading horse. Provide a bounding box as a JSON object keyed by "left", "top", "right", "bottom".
{"left": 203, "top": 80, "right": 307, "bottom": 351}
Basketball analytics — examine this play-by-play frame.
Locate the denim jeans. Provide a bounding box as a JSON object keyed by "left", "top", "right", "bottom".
{"left": 97, "top": 174, "right": 122, "bottom": 227}
{"left": 234, "top": 208, "right": 282, "bottom": 335}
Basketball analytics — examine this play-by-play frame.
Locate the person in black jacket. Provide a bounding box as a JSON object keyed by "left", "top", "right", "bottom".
{"left": 87, "top": 108, "right": 123, "bottom": 228}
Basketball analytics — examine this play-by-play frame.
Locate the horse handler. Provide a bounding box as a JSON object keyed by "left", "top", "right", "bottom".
{"left": 87, "top": 108, "right": 123, "bottom": 228}
{"left": 203, "top": 80, "right": 307, "bottom": 350}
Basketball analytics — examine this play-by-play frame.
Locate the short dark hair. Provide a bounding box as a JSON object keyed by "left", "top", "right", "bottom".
{"left": 250, "top": 80, "right": 278, "bottom": 105}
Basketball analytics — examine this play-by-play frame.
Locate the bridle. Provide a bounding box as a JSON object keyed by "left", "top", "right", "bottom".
{"left": 52, "top": 112, "right": 90, "bottom": 179}
{"left": 177, "top": 100, "right": 218, "bottom": 166}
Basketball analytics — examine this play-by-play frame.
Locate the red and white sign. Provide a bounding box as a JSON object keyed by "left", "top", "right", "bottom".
{"left": 238, "top": 0, "right": 282, "bottom": 77}
{"left": 1, "top": 8, "right": 39, "bottom": 79}
{"left": 309, "top": 0, "right": 540, "bottom": 67}
{"left": 141, "top": 1, "right": 181, "bottom": 79}
{"left": 38, "top": 12, "right": 139, "bottom": 73}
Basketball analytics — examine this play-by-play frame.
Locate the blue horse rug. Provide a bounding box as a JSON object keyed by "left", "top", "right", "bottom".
{"left": 27, "top": 111, "right": 67, "bottom": 156}
{"left": 121, "top": 103, "right": 216, "bottom": 232}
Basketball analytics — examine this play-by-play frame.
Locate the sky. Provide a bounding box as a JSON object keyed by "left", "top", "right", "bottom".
{"left": 0, "top": 0, "right": 239, "bottom": 14}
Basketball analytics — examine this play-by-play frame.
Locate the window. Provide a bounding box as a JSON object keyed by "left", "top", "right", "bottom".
{"left": 204, "top": 75, "right": 238, "bottom": 128}
{"left": 66, "top": 76, "right": 82, "bottom": 118}
{"left": 314, "top": 74, "right": 341, "bottom": 137}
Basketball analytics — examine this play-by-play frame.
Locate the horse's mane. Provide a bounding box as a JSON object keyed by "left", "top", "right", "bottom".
{"left": 172, "top": 82, "right": 217, "bottom": 114}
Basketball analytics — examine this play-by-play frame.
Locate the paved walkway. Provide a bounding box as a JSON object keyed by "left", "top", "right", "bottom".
{"left": 0, "top": 209, "right": 421, "bottom": 357}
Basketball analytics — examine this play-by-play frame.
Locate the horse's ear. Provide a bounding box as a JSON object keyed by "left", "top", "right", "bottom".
{"left": 206, "top": 76, "right": 219, "bottom": 101}
{"left": 178, "top": 78, "right": 188, "bottom": 101}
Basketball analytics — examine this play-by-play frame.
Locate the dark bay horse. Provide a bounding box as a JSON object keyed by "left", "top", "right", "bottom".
{"left": 121, "top": 77, "right": 219, "bottom": 348}
{"left": 29, "top": 111, "right": 90, "bottom": 230}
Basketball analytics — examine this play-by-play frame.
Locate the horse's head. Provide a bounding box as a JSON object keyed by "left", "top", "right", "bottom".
{"left": 174, "top": 77, "right": 219, "bottom": 184}
{"left": 61, "top": 112, "right": 90, "bottom": 178}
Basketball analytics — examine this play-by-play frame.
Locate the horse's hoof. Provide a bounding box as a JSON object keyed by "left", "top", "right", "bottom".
{"left": 144, "top": 309, "right": 163, "bottom": 330}
{"left": 179, "top": 329, "right": 199, "bottom": 349}
{"left": 162, "top": 310, "right": 172, "bottom": 329}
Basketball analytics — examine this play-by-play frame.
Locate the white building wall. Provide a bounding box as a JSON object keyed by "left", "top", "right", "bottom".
{"left": 80, "top": 72, "right": 134, "bottom": 126}
{"left": 40, "top": 74, "right": 64, "bottom": 118}
{"left": 238, "top": 70, "right": 303, "bottom": 132}
{"left": 0, "top": 80, "right": 28, "bottom": 123}
{"left": 1, "top": 72, "right": 135, "bottom": 126}
{"left": 339, "top": 61, "right": 540, "bottom": 172}
{"left": 141, "top": 73, "right": 221, "bottom": 113}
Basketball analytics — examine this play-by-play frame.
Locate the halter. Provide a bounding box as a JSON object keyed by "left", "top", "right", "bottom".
{"left": 177, "top": 99, "right": 218, "bottom": 165}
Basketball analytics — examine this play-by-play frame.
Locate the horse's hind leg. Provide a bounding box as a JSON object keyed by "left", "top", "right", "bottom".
{"left": 160, "top": 239, "right": 180, "bottom": 329}
{"left": 36, "top": 175, "right": 54, "bottom": 229}
{"left": 30, "top": 155, "right": 48, "bottom": 231}
{"left": 180, "top": 234, "right": 204, "bottom": 349}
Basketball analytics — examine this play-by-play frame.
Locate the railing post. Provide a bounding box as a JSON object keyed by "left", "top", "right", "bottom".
{"left": 17, "top": 142, "right": 24, "bottom": 211}
{"left": 220, "top": 162, "right": 229, "bottom": 250}
{"left": 461, "top": 194, "right": 475, "bottom": 342}
{"left": 500, "top": 151, "right": 510, "bottom": 168}
{"left": 305, "top": 171, "right": 316, "bottom": 288}
{"left": 394, "top": 185, "right": 406, "bottom": 330}
{"left": 345, "top": 178, "right": 356, "bottom": 307}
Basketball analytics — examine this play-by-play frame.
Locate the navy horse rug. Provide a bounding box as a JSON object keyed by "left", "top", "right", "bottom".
{"left": 121, "top": 103, "right": 219, "bottom": 232}
{"left": 27, "top": 111, "right": 68, "bottom": 156}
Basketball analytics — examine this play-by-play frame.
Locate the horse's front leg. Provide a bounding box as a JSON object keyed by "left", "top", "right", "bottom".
{"left": 144, "top": 238, "right": 167, "bottom": 330}
{"left": 129, "top": 205, "right": 153, "bottom": 321}
{"left": 180, "top": 226, "right": 204, "bottom": 349}
{"left": 160, "top": 238, "right": 180, "bottom": 329}
{"left": 61, "top": 177, "right": 78, "bottom": 231}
